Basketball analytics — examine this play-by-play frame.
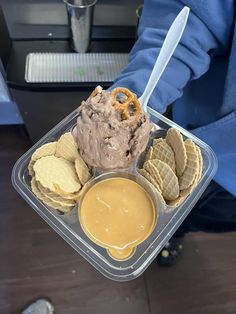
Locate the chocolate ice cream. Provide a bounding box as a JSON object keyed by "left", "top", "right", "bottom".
{"left": 73, "top": 86, "right": 152, "bottom": 169}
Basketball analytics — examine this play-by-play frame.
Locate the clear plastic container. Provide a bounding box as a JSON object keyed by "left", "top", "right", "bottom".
{"left": 12, "top": 107, "right": 218, "bottom": 281}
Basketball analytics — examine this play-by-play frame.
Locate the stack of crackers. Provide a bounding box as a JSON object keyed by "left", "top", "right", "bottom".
{"left": 139, "top": 127, "right": 203, "bottom": 207}
{"left": 28, "top": 132, "right": 91, "bottom": 213}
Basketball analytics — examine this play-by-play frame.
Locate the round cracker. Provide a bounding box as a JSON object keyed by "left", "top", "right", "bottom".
{"left": 180, "top": 173, "right": 198, "bottom": 198}
{"left": 53, "top": 186, "right": 84, "bottom": 201}
{"left": 33, "top": 156, "right": 81, "bottom": 194}
{"left": 179, "top": 139, "right": 199, "bottom": 190}
{"left": 55, "top": 132, "right": 80, "bottom": 162}
{"left": 152, "top": 138, "right": 164, "bottom": 147}
{"left": 28, "top": 161, "right": 35, "bottom": 176}
{"left": 152, "top": 139, "right": 175, "bottom": 172}
{"left": 195, "top": 145, "right": 203, "bottom": 183}
{"left": 138, "top": 168, "right": 162, "bottom": 193}
{"left": 166, "top": 128, "right": 187, "bottom": 176}
{"left": 29, "top": 142, "right": 57, "bottom": 176}
{"left": 167, "top": 196, "right": 186, "bottom": 207}
{"left": 138, "top": 169, "right": 166, "bottom": 206}
{"left": 149, "top": 159, "right": 179, "bottom": 201}
{"left": 75, "top": 157, "right": 91, "bottom": 186}
{"left": 37, "top": 182, "right": 76, "bottom": 207}
{"left": 179, "top": 144, "right": 202, "bottom": 198}
{"left": 31, "top": 177, "right": 73, "bottom": 213}
{"left": 145, "top": 147, "right": 153, "bottom": 162}
{"left": 143, "top": 160, "right": 163, "bottom": 190}
{"left": 31, "top": 142, "right": 57, "bottom": 162}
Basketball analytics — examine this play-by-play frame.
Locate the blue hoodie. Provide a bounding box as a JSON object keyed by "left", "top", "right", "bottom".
{"left": 112, "top": 0, "right": 236, "bottom": 196}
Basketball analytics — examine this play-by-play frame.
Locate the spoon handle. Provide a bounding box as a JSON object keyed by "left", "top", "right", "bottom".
{"left": 138, "top": 6, "right": 190, "bottom": 111}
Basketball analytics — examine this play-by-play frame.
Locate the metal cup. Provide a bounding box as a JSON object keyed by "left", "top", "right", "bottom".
{"left": 64, "top": 0, "right": 97, "bottom": 53}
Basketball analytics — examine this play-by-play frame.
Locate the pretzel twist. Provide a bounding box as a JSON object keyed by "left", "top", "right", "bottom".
{"left": 111, "top": 87, "right": 140, "bottom": 119}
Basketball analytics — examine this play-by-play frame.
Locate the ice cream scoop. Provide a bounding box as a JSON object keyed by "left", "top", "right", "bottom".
{"left": 73, "top": 86, "right": 152, "bottom": 169}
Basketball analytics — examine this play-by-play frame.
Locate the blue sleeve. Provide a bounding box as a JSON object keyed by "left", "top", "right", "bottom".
{"left": 112, "top": 0, "right": 235, "bottom": 113}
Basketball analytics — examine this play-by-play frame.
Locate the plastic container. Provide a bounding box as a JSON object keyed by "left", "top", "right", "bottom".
{"left": 12, "top": 107, "right": 218, "bottom": 281}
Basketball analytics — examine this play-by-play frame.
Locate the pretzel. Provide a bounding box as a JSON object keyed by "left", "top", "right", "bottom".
{"left": 111, "top": 87, "right": 141, "bottom": 119}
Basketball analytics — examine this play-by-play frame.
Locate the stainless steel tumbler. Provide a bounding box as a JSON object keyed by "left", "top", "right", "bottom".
{"left": 64, "top": 0, "right": 97, "bottom": 53}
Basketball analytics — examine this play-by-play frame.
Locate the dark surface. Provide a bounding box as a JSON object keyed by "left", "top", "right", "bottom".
{"left": 7, "top": 39, "right": 133, "bottom": 90}
{"left": 1, "top": 125, "right": 236, "bottom": 314}
{"left": 10, "top": 89, "right": 91, "bottom": 143}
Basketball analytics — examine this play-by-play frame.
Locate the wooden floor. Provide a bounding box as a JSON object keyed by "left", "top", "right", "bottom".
{"left": 1, "top": 125, "right": 236, "bottom": 314}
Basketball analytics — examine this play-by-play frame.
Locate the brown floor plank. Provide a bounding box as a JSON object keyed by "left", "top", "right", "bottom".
{"left": 145, "top": 232, "right": 236, "bottom": 314}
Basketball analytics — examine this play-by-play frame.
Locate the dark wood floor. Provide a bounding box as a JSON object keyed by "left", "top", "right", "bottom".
{"left": 1, "top": 125, "right": 236, "bottom": 314}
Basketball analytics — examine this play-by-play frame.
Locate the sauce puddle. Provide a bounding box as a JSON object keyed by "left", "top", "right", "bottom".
{"left": 79, "top": 177, "right": 157, "bottom": 260}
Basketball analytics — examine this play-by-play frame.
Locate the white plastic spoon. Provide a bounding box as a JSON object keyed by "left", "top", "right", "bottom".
{"left": 138, "top": 6, "right": 190, "bottom": 111}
